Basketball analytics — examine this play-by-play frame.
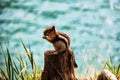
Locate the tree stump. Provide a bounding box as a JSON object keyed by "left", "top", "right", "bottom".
{"left": 41, "top": 50, "right": 76, "bottom": 80}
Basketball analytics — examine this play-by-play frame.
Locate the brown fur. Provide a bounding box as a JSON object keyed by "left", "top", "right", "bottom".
{"left": 43, "top": 26, "right": 77, "bottom": 68}
{"left": 43, "top": 26, "right": 70, "bottom": 47}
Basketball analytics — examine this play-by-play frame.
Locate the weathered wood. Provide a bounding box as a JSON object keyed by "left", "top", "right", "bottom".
{"left": 41, "top": 50, "right": 76, "bottom": 80}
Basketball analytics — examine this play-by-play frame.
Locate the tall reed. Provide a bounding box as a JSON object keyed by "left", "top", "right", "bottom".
{"left": 0, "top": 40, "right": 41, "bottom": 80}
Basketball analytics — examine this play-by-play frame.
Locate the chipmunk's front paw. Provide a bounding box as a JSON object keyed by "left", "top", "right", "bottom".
{"left": 45, "top": 50, "right": 57, "bottom": 55}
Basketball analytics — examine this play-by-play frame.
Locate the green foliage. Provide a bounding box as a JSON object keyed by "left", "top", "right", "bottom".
{"left": 105, "top": 55, "right": 120, "bottom": 78}
{"left": 0, "top": 40, "right": 41, "bottom": 80}
{"left": 0, "top": 40, "right": 120, "bottom": 80}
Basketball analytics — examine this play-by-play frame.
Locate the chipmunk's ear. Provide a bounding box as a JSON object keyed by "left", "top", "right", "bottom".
{"left": 52, "top": 25, "right": 55, "bottom": 30}
{"left": 52, "top": 25, "right": 58, "bottom": 35}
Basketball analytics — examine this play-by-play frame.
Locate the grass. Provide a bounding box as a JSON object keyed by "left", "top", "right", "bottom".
{"left": 0, "top": 40, "right": 41, "bottom": 80}
{"left": 0, "top": 41, "right": 119, "bottom": 80}
{"left": 104, "top": 55, "right": 120, "bottom": 79}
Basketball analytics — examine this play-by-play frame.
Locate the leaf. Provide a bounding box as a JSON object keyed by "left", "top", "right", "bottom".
{"left": 117, "top": 63, "right": 120, "bottom": 75}
{"left": 6, "top": 47, "right": 11, "bottom": 79}
{"left": 106, "top": 62, "right": 112, "bottom": 70}
{"left": 0, "top": 68, "right": 8, "bottom": 79}
{"left": 20, "top": 39, "right": 28, "bottom": 53}
{"left": 13, "top": 60, "right": 19, "bottom": 74}
{"left": 109, "top": 55, "right": 113, "bottom": 65}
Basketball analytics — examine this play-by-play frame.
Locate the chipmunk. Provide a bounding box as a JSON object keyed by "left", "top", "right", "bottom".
{"left": 43, "top": 26, "right": 70, "bottom": 53}
{"left": 43, "top": 26, "right": 77, "bottom": 68}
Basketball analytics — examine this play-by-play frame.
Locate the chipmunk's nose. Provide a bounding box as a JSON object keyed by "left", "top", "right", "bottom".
{"left": 42, "top": 36, "right": 46, "bottom": 39}
{"left": 43, "top": 35, "right": 48, "bottom": 39}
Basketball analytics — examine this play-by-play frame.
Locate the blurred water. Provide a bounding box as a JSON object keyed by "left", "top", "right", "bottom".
{"left": 0, "top": 0, "right": 120, "bottom": 71}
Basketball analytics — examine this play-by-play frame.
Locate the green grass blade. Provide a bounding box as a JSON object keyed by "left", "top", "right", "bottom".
{"left": 20, "top": 58, "right": 24, "bottom": 70}
{"left": 14, "top": 74, "right": 18, "bottom": 80}
{"left": 21, "top": 40, "right": 34, "bottom": 69}
{"left": 20, "top": 39, "right": 28, "bottom": 53}
{"left": 12, "top": 65, "right": 14, "bottom": 80}
{"left": 117, "top": 63, "right": 120, "bottom": 76}
{"left": 7, "top": 47, "right": 14, "bottom": 80}
{"left": 28, "top": 43, "right": 34, "bottom": 69}
{"left": 106, "top": 62, "right": 112, "bottom": 70}
{"left": 0, "top": 68, "right": 8, "bottom": 79}
{"left": 0, "top": 43, "right": 9, "bottom": 79}
{"left": 113, "top": 66, "right": 116, "bottom": 74}
{"left": 3, "top": 51, "right": 8, "bottom": 78}
{"left": 13, "top": 60, "right": 19, "bottom": 74}
{"left": 109, "top": 55, "right": 113, "bottom": 65}
{"left": 0, "top": 42, "right": 5, "bottom": 54}
{"left": 31, "top": 52, "right": 34, "bottom": 69}
{"left": 6, "top": 47, "right": 11, "bottom": 79}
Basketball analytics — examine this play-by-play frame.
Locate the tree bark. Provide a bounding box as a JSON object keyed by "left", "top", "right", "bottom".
{"left": 41, "top": 50, "right": 76, "bottom": 80}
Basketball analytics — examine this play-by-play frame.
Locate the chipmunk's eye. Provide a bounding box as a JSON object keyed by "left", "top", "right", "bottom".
{"left": 44, "top": 31, "right": 51, "bottom": 36}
